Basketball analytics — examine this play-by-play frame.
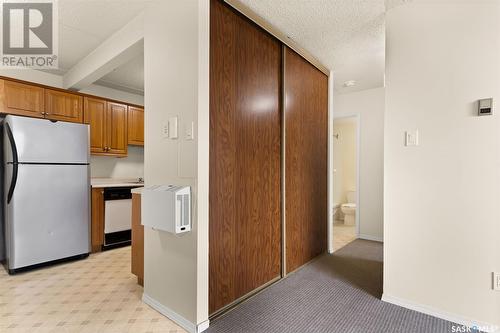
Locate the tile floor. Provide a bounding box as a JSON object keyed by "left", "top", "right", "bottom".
{"left": 0, "top": 247, "right": 186, "bottom": 333}
{"left": 332, "top": 220, "right": 356, "bottom": 252}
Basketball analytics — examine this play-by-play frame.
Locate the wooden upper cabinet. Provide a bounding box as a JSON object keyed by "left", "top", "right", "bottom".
{"left": 45, "top": 89, "right": 83, "bottom": 123}
{"left": 84, "top": 97, "right": 107, "bottom": 154}
{"left": 106, "top": 102, "right": 128, "bottom": 156}
{"left": 84, "top": 98, "right": 130, "bottom": 157}
{"left": 0, "top": 77, "right": 135, "bottom": 157}
{"left": 127, "top": 106, "right": 144, "bottom": 146}
{"left": 0, "top": 79, "right": 44, "bottom": 118}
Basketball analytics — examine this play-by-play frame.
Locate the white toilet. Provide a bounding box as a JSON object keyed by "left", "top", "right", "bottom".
{"left": 341, "top": 191, "right": 356, "bottom": 226}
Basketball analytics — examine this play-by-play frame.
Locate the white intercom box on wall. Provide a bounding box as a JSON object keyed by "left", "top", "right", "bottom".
{"left": 142, "top": 185, "right": 191, "bottom": 234}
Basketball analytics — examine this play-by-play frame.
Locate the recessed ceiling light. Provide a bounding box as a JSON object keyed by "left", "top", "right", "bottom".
{"left": 343, "top": 80, "right": 356, "bottom": 88}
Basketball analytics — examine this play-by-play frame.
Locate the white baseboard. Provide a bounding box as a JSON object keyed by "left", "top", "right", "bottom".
{"left": 197, "top": 319, "right": 210, "bottom": 332}
{"left": 382, "top": 294, "right": 499, "bottom": 333}
{"left": 142, "top": 293, "right": 210, "bottom": 333}
{"left": 357, "top": 234, "right": 383, "bottom": 242}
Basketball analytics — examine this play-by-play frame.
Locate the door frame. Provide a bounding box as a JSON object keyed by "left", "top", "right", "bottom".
{"left": 328, "top": 113, "right": 361, "bottom": 253}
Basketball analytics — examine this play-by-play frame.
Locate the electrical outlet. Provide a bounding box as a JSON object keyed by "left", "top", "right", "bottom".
{"left": 493, "top": 272, "right": 500, "bottom": 291}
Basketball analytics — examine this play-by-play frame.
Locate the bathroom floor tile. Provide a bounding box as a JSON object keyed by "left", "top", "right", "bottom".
{"left": 332, "top": 221, "right": 356, "bottom": 252}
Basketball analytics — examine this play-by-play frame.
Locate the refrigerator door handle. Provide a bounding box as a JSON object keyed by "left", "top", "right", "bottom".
{"left": 6, "top": 123, "right": 18, "bottom": 204}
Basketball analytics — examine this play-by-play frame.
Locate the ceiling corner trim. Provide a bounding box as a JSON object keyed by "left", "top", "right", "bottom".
{"left": 223, "top": 0, "right": 331, "bottom": 76}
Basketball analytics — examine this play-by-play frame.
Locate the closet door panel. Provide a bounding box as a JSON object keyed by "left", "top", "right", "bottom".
{"left": 210, "top": 0, "right": 238, "bottom": 314}
{"left": 209, "top": 0, "right": 281, "bottom": 315}
{"left": 284, "top": 47, "right": 328, "bottom": 273}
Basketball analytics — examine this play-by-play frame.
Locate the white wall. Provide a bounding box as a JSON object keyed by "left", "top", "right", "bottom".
{"left": 90, "top": 146, "right": 144, "bottom": 179}
{"left": 142, "top": 0, "right": 209, "bottom": 331}
{"left": 0, "top": 69, "right": 145, "bottom": 180}
{"left": 333, "top": 120, "right": 357, "bottom": 206}
{"left": 0, "top": 69, "right": 63, "bottom": 87}
{"left": 384, "top": 1, "right": 500, "bottom": 328}
{"left": 80, "top": 84, "right": 144, "bottom": 106}
{"left": 333, "top": 87, "right": 384, "bottom": 240}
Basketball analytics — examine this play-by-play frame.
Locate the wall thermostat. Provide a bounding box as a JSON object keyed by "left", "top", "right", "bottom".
{"left": 478, "top": 98, "right": 493, "bottom": 116}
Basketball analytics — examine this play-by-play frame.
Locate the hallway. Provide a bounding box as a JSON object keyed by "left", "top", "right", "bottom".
{"left": 207, "top": 240, "right": 456, "bottom": 333}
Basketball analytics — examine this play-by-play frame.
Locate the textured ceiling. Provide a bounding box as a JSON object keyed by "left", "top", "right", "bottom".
{"left": 239, "top": 0, "right": 408, "bottom": 94}
{"left": 41, "top": 0, "right": 148, "bottom": 93}
{"left": 42, "top": 0, "right": 412, "bottom": 95}
{"left": 96, "top": 53, "right": 144, "bottom": 94}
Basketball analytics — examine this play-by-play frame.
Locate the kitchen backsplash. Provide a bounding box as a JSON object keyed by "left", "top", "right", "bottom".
{"left": 90, "top": 146, "right": 144, "bottom": 178}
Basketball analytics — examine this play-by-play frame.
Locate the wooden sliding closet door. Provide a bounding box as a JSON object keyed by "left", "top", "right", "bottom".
{"left": 284, "top": 47, "right": 328, "bottom": 274}
{"left": 209, "top": 0, "right": 281, "bottom": 315}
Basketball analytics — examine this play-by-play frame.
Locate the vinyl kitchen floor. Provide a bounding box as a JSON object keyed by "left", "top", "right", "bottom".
{"left": 0, "top": 247, "right": 185, "bottom": 333}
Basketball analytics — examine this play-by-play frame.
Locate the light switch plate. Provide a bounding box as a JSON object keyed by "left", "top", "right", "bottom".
{"left": 493, "top": 272, "right": 500, "bottom": 291}
{"left": 169, "top": 117, "right": 178, "bottom": 139}
{"left": 186, "top": 121, "right": 194, "bottom": 141}
{"left": 405, "top": 130, "right": 419, "bottom": 147}
{"left": 162, "top": 122, "right": 169, "bottom": 139}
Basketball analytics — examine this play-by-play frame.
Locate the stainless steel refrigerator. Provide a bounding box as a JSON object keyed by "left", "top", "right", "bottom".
{"left": 1, "top": 115, "right": 90, "bottom": 274}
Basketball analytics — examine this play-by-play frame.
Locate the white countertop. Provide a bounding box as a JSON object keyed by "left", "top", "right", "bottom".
{"left": 91, "top": 178, "right": 144, "bottom": 188}
{"left": 131, "top": 187, "right": 144, "bottom": 194}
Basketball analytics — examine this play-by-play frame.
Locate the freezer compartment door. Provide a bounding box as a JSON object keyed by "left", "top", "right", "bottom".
{"left": 6, "top": 164, "right": 90, "bottom": 269}
{"left": 4, "top": 115, "right": 89, "bottom": 164}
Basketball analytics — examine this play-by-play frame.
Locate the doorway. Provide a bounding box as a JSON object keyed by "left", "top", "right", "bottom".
{"left": 331, "top": 115, "right": 359, "bottom": 252}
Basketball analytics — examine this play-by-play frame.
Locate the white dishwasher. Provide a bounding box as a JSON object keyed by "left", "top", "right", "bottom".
{"left": 103, "top": 187, "right": 133, "bottom": 249}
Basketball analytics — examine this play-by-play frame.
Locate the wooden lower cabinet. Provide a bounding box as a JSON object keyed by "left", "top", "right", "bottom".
{"left": 91, "top": 188, "right": 104, "bottom": 253}
{"left": 131, "top": 193, "right": 144, "bottom": 285}
{"left": 0, "top": 79, "right": 44, "bottom": 118}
